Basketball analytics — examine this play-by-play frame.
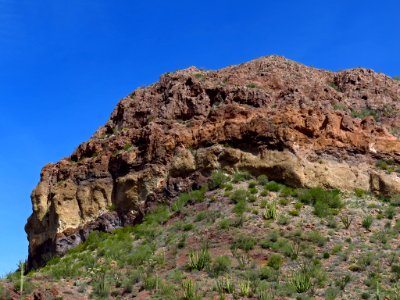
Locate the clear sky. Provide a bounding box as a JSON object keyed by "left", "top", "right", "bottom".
{"left": 0, "top": 0, "right": 399, "bottom": 276}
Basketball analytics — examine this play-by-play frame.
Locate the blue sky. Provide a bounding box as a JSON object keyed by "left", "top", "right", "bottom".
{"left": 0, "top": 0, "right": 399, "bottom": 275}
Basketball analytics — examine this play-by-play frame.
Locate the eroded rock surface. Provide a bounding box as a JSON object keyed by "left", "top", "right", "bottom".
{"left": 25, "top": 56, "right": 400, "bottom": 270}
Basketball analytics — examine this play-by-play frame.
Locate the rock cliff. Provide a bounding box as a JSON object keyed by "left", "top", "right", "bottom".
{"left": 25, "top": 56, "right": 400, "bottom": 270}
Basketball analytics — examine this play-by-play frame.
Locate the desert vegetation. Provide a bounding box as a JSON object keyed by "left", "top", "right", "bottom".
{"left": 2, "top": 170, "right": 400, "bottom": 299}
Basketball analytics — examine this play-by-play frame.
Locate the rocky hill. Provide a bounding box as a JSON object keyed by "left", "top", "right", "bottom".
{"left": 22, "top": 55, "right": 400, "bottom": 274}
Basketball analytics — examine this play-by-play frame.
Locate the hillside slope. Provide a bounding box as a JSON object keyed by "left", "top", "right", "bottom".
{"left": 2, "top": 173, "right": 400, "bottom": 299}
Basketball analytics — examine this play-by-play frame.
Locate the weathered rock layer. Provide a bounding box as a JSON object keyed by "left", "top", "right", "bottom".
{"left": 25, "top": 56, "right": 400, "bottom": 270}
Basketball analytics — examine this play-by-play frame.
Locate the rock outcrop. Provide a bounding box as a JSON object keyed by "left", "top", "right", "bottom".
{"left": 25, "top": 55, "right": 400, "bottom": 270}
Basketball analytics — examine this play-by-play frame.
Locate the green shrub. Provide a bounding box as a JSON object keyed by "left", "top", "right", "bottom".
{"left": 210, "top": 256, "right": 231, "bottom": 277}
{"left": 294, "top": 202, "right": 303, "bottom": 210}
{"left": 376, "top": 159, "right": 400, "bottom": 174}
{"left": 248, "top": 180, "right": 257, "bottom": 188}
{"left": 177, "top": 234, "right": 187, "bottom": 248}
{"left": 257, "top": 175, "right": 269, "bottom": 185}
{"left": 297, "top": 188, "right": 342, "bottom": 217}
{"left": 209, "top": 170, "right": 229, "bottom": 190}
{"left": 133, "top": 223, "right": 158, "bottom": 240}
{"left": 355, "top": 188, "right": 366, "bottom": 198}
{"left": 352, "top": 108, "right": 378, "bottom": 120}
{"left": 357, "top": 252, "right": 373, "bottom": 270}
{"left": 259, "top": 230, "right": 279, "bottom": 250}
{"left": 232, "top": 249, "right": 250, "bottom": 269}
{"left": 267, "top": 254, "right": 283, "bottom": 270}
{"left": 218, "top": 218, "right": 232, "bottom": 229}
{"left": 278, "top": 198, "right": 289, "bottom": 206}
{"left": 326, "top": 288, "right": 341, "bottom": 300}
{"left": 298, "top": 187, "right": 341, "bottom": 206}
{"left": 304, "top": 230, "right": 327, "bottom": 247}
{"left": 385, "top": 206, "right": 396, "bottom": 219}
{"left": 247, "top": 82, "right": 257, "bottom": 88}
{"left": 323, "top": 252, "right": 330, "bottom": 259}
{"left": 215, "top": 276, "right": 235, "bottom": 294}
{"left": 121, "top": 271, "right": 141, "bottom": 293}
{"left": 259, "top": 266, "right": 279, "bottom": 281}
{"left": 349, "top": 264, "right": 362, "bottom": 272}
{"left": 230, "top": 189, "right": 248, "bottom": 203}
{"left": 395, "top": 220, "right": 400, "bottom": 233}
{"left": 233, "top": 199, "right": 247, "bottom": 215}
{"left": 154, "top": 282, "right": 175, "bottom": 299}
{"left": 391, "top": 264, "right": 400, "bottom": 279}
{"left": 362, "top": 215, "right": 373, "bottom": 230}
{"left": 143, "top": 206, "right": 170, "bottom": 225}
{"left": 248, "top": 194, "right": 257, "bottom": 203}
{"left": 182, "top": 279, "right": 200, "bottom": 300}
{"left": 267, "top": 230, "right": 280, "bottom": 243}
{"left": 361, "top": 292, "right": 370, "bottom": 299}
{"left": 224, "top": 183, "right": 234, "bottom": 191}
{"left": 291, "top": 270, "right": 312, "bottom": 293}
{"left": 257, "top": 284, "right": 274, "bottom": 300}
{"left": 167, "top": 269, "right": 184, "bottom": 284}
{"left": 238, "top": 280, "right": 251, "bottom": 297}
{"left": 263, "top": 202, "right": 277, "bottom": 220}
{"left": 260, "top": 199, "right": 268, "bottom": 208}
{"left": 91, "top": 271, "right": 110, "bottom": 299}
{"left": 277, "top": 214, "right": 289, "bottom": 225}
{"left": 183, "top": 223, "right": 194, "bottom": 231}
{"left": 123, "top": 143, "right": 133, "bottom": 151}
{"left": 189, "top": 187, "right": 207, "bottom": 202}
{"left": 126, "top": 243, "right": 154, "bottom": 266}
{"left": 264, "top": 181, "right": 282, "bottom": 192}
{"left": 143, "top": 274, "right": 161, "bottom": 291}
{"left": 232, "top": 171, "right": 251, "bottom": 183}
{"left": 326, "top": 216, "right": 337, "bottom": 228}
{"left": 369, "top": 230, "right": 389, "bottom": 244}
{"left": 340, "top": 214, "right": 353, "bottom": 229}
{"left": 195, "top": 211, "right": 207, "bottom": 222}
{"left": 231, "top": 236, "right": 257, "bottom": 252}
{"left": 391, "top": 194, "right": 400, "bottom": 206}
{"left": 248, "top": 187, "right": 258, "bottom": 194}
{"left": 314, "top": 201, "right": 332, "bottom": 217}
{"left": 10, "top": 266, "right": 34, "bottom": 297}
{"left": 172, "top": 188, "right": 207, "bottom": 212}
{"left": 232, "top": 216, "right": 246, "bottom": 228}
{"left": 331, "top": 244, "right": 343, "bottom": 254}
{"left": 224, "top": 191, "right": 232, "bottom": 197}
{"left": 264, "top": 237, "right": 297, "bottom": 258}
{"left": 281, "top": 186, "right": 296, "bottom": 196}
{"left": 335, "top": 274, "right": 351, "bottom": 290}
{"left": 194, "top": 73, "right": 205, "bottom": 80}
{"left": 172, "top": 192, "right": 191, "bottom": 212}
{"left": 188, "top": 248, "right": 210, "bottom": 271}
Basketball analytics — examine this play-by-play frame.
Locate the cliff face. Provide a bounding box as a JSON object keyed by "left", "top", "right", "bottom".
{"left": 25, "top": 56, "right": 400, "bottom": 270}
